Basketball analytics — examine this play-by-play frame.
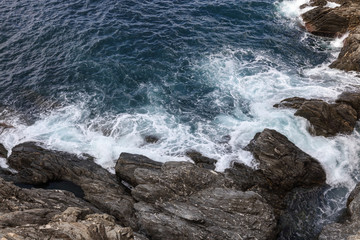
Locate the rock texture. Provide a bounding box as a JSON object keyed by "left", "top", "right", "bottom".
{"left": 115, "top": 152, "right": 162, "bottom": 187}
{"left": 7, "top": 142, "right": 137, "bottom": 228}
{"left": 0, "top": 166, "right": 145, "bottom": 240}
{"left": 300, "top": 0, "right": 360, "bottom": 71}
{"left": 0, "top": 128, "right": 329, "bottom": 240}
{"left": 131, "top": 161, "right": 277, "bottom": 240}
{"left": 185, "top": 150, "right": 217, "bottom": 170}
{"left": 330, "top": 26, "right": 360, "bottom": 71}
{"left": 0, "top": 143, "right": 7, "bottom": 158}
{"left": 275, "top": 92, "right": 360, "bottom": 137}
{"left": 245, "top": 129, "right": 326, "bottom": 193}
{"left": 0, "top": 178, "right": 135, "bottom": 240}
{"left": 295, "top": 100, "right": 357, "bottom": 137}
{"left": 319, "top": 182, "right": 360, "bottom": 239}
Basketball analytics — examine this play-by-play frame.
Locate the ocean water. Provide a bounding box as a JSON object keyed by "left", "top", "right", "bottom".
{"left": 1, "top": 0, "right": 360, "bottom": 238}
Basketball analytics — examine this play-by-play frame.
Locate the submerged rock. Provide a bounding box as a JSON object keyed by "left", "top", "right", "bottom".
{"left": 144, "top": 135, "right": 160, "bottom": 144}
{"left": 319, "top": 182, "right": 360, "bottom": 239}
{"left": 7, "top": 142, "right": 137, "bottom": 228}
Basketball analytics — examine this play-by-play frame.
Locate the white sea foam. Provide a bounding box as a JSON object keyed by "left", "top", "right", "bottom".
{"left": 325, "top": 1, "right": 341, "bottom": 8}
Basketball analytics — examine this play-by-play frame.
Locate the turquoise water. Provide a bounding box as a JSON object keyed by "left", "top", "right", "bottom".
{"left": 1, "top": 0, "right": 360, "bottom": 238}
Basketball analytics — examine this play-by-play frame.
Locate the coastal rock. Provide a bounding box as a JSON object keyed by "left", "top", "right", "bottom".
{"left": 301, "top": 2, "right": 360, "bottom": 38}
{"left": 115, "top": 152, "right": 162, "bottom": 187}
{"left": 330, "top": 26, "right": 360, "bottom": 72}
{"left": 336, "top": 91, "right": 360, "bottom": 118}
{"left": 245, "top": 129, "right": 326, "bottom": 193}
{"left": 273, "top": 97, "right": 321, "bottom": 109}
{"left": 0, "top": 177, "right": 99, "bottom": 227}
{"left": 131, "top": 161, "right": 277, "bottom": 240}
{"left": 0, "top": 143, "right": 7, "bottom": 158}
{"left": 0, "top": 206, "right": 136, "bottom": 240}
{"left": 185, "top": 150, "right": 217, "bottom": 170}
{"left": 275, "top": 94, "right": 360, "bottom": 137}
{"left": 318, "top": 182, "right": 360, "bottom": 239}
{"left": 7, "top": 142, "right": 137, "bottom": 228}
{"left": 295, "top": 100, "right": 357, "bottom": 136}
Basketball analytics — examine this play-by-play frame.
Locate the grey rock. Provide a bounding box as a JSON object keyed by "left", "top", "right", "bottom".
{"left": 115, "top": 152, "right": 162, "bottom": 187}
{"left": 0, "top": 206, "right": 135, "bottom": 240}
{"left": 185, "top": 150, "right": 217, "bottom": 170}
{"left": 336, "top": 91, "right": 360, "bottom": 118}
{"left": 7, "top": 142, "right": 136, "bottom": 228}
{"left": 131, "top": 161, "right": 277, "bottom": 240}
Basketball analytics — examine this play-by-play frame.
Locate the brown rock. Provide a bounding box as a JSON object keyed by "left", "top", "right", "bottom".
{"left": 185, "top": 150, "right": 217, "bottom": 170}
{"left": 245, "top": 129, "right": 326, "bottom": 193}
{"left": 295, "top": 100, "right": 357, "bottom": 136}
{"left": 330, "top": 27, "right": 360, "bottom": 72}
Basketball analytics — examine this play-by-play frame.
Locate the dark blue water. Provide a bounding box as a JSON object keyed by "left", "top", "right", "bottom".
{"left": 0, "top": 0, "right": 328, "bottom": 116}
{"left": 1, "top": 0, "right": 360, "bottom": 239}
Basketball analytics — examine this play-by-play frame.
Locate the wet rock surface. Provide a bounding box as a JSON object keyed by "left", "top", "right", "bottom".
{"left": 245, "top": 128, "right": 326, "bottom": 192}
{"left": 185, "top": 150, "right": 217, "bottom": 170}
{"left": 319, "top": 182, "right": 360, "bottom": 239}
{"left": 275, "top": 92, "right": 360, "bottom": 137}
{"left": 301, "top": 0, "right": 360, "bottom": 71}
{"left": 0, "top": 143, "right": 7, "bottom": 158}
{"left": 116, "top": 152, "right": 162, "bottom": 187}
{"left": 7, "top": 142, "right": 137, "bottom": 228}
{"left": 295, "top": 101, "right": 357, "bottom": 137}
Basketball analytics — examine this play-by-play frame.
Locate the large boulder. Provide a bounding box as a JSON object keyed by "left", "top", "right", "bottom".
{"left": 7, "top": 142, "right": 137, "bottom": 228}
{"left": 128, "top": 161, "right": 277, "bottom": 240}
{"left": 336, "top": 91, "right": 360, "bottom": 118}
{"left": 245, "top": 129, "right": 326, "bottom": 193}
{"left": 185, "top": 150, "right": 217, "bottom": 170}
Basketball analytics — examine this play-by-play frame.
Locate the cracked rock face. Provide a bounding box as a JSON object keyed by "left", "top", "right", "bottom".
{"left": 130, "top": 161, "right": 277, "bottom": 240}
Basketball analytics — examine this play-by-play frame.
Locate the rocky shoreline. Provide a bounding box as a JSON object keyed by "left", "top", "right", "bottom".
{"left": 0, "top": 127, "right": 327, "bottom": 240}
{"left": 301, "top": 0, "right": 360, "bottom": 72}
{"left": 1, "top": 1, "right": 360, "bottom": 240}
